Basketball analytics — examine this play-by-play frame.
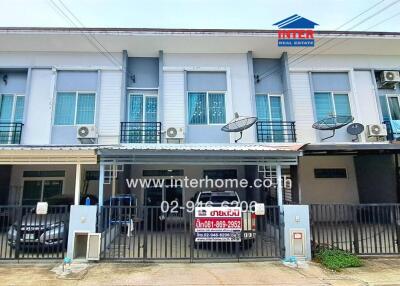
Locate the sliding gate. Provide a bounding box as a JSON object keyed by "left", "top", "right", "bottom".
{"left": 310, "top": 204, "right": 400, "bottom": 255}
{"left": 97, "top": 206, "right": 283, "bottom": 261}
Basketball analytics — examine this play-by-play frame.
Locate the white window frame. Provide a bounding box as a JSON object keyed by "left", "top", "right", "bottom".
{"left": 0, "top": 93, "right": 25, "bottom": 123}
{"left": 127, "top": 92, "right": 158, "bottom": 122}
{"left": 187, "top": 91, "right": 226, "bottom": 125}
{"left": 255, "top": 93, "right": 287, "bottom": 142}
{"left": 383, "top": 94, "right": 400, "bottom": 120}
{"left": 54, "top": 91, "right": 97, "bottom": 126}
{"left": 21, "top": 177, "right": 65, "bottom": 204}
{"left": 255, "top": 93, "right": 286, "bottom": 121}
{"left": 313, "top": 91, "right": 352, "bottom": 119}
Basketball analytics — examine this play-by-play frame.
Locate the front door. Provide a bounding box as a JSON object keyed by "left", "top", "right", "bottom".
{"left": 144, "top": 179, "right": 183, "bottom": 207}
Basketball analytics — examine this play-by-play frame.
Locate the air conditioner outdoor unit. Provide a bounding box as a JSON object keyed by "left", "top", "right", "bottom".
{"left": 381, "top": 71, "right": 400, "bottom": 83}
{"left": 77, "top": 125, "right": 97, "bottom": 143}
{"left": 367, "top": 124, "right": 387, "bottom": 137}
{"left": 165, "top": 126, "right": 184, "bottom": 143}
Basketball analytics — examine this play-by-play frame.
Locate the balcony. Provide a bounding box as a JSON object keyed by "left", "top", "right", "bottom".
{"left": 0, "top": 123, "right": 23, "bottom": 144}
{"left": 120, "top": 122, "right": 161, "bottom": 143}
{"left": 256, "top": 121, "right": 296, "bottom": 143}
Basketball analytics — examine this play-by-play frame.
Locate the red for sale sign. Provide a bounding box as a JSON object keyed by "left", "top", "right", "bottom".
{"left": 194, "top": 207, "right": 242, "bottom": 242}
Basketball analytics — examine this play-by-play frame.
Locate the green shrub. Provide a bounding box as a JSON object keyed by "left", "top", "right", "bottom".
{"left": 315, "top": 248, "right": 363, "bottom": 271}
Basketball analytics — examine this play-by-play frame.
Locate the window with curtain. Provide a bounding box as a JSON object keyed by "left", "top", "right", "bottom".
{"left": 380, "top": 95, "right": 400, "bottom": 121}
{"left": 255, "top": 94, "right": 283, "bottom": 121}
{"left": 314, "top": 92, "right": 351, "bottom": 121}
{"left": 54, "top": 92, "right": 95, "bottom": 125}
{"left": 0, "top": 94, "right": 25, "bottom": 123}
{"left": 255, "top": 94, "right": 284, "bottom": 142}
{"left": 208, "top": 93, "right": 225, "bottom": 124}
{"left": 76, "top": 93, "right": 95, "bottom": 124}
{"left": 188, "top": 92, "right": 225, "bottom": 125}
{"left": 128, "top": 94, "right": 158, "bottom": 121}
{"left": 127, "top": 94, "right": 158, "bottom": 143}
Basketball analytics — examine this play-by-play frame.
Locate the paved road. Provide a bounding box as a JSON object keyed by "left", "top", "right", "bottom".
{"left": 0, "top": 258, "right": 400, "bottom": 285}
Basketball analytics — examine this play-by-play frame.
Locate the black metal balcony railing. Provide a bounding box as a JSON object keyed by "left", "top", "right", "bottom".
{"left": 256, "top": 121, "right": 296, "bottom": 143}
{"left": 0, "top": 122, "right": 23, "bottom": 144}
{"left": 120, "top": 122, "right": 161, "bottom": 143}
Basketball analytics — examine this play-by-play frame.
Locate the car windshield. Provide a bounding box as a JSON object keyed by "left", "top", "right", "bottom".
{"left": 198, "top": 193, "right": 239, "bottom": 204}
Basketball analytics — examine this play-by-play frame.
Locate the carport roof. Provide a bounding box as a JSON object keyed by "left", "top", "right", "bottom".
{"left": 0, "top": 145, "right": 98, "bottom": 164}
{"left": 97, "top": 143, "right": 304, "bottom": 165}
{"left": 302, "top": 142, "right": 400, "bottom": 155}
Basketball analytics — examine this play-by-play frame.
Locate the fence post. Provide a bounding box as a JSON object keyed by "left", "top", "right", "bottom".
{"left": 190, "top": 211, "right": 194, "bottom": 263}
{"left": 352, "top": 205, "right": 360, "bottom": 254}
{"left": 14, "top": 206, "right": 23, "bottom": 260}
{"left": 279, "top": 208, "right": 285, "bottom": 259}
{"left": 143, "top": 207, "right": 148, "bottom": 262}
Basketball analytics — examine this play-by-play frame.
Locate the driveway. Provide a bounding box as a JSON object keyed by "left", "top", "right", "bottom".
{"left": 0, "top": 258, "right": 400, "bottom": 285}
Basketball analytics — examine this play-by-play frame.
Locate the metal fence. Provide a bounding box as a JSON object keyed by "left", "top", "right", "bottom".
{"left": 256, "top": 121, "right": 296, "bottom": 143}
{"left": 120, "top": 122, "right": 161, "bottom": 143}
{"left": 0, "top": 205, "right": 69, "bottom": 260}
{"left": 97, "top": 206, "right": 283, "bottom": 262}
{"left": 0, "top": 123, "right": 23, "bottom": 144}
{"left": 310, "top": 204, "right": 400, "bottom": 255}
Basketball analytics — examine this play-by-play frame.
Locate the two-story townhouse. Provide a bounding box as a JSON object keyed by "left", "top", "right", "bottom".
{"left": 0, "top": 28, "right": 399, "bottom": 212}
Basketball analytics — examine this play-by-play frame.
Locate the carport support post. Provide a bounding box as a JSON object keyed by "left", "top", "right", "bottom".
{"left": 99, "top": 164, "right": 105, "bottom": 207}
{"left": 276, "top": 164, "right": 283, "bottom": 206}
{"left": 112, "top": 163, "right": 116, "bottom": 197}
{"left": 74, "top": 164, "right": 81, "bottom": 205}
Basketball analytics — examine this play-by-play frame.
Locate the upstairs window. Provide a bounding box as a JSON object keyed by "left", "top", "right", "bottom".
{"left": 380, "top": 95, "right": 400, "bottom": 121}
{"left": 54, "top": 92, "right": 95, "bottom": 125}
{"left": 0, "top": 94, "right": 25, "bottom": 123}
{"left": 256, "top": 94, "right": 283, "bottom": 121}
{"left": 187, "top": 71, "right": 227, "bottom": 125}
{"left": 188, "top": 92, "right": 226, "bottom": 124}
{"left": 311, "top": 72, "right": 351, "bottom": 123}
{"left": 314, "top": 92, "right": 351, "bottom": 121}
{"left": 54, "top": 70, "right": 97, "bottom": 126}
{"left": 128, "top": 94, "right": 158, "bottom": 122}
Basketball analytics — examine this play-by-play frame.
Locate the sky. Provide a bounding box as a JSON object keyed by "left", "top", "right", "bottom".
{"left": 0, "top": 0, "right": 399, "bottom": 32}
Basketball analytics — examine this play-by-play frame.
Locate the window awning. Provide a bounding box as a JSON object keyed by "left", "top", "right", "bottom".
{"left": 97, "top": 143, "right": 304, "bottom": 165}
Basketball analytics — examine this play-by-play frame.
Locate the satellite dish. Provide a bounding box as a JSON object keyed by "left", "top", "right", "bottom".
{"left": 312, "top": 115, "right": 354, "bottom": 141}
{"left": 221, "top": 113, "right": 257, "bottom": 143}
{"left": 347, "top": 123, "right": 364, "bottom": 142}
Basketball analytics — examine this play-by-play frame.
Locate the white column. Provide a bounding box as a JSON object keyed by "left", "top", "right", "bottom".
{"left": 74, "top": 164, "right": 81, "bottom": 205}
{"left": 112, "top": 164, "right": 116, "bottom": 197}
{"left": 99, "top": 164, "right": 105, "bottom": 207}
{"left": 276, "top": 164, "right": 283, "bottom": 207}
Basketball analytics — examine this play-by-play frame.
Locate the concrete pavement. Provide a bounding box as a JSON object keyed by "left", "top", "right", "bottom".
{"left": 0, "top": 258, "right": 399, "bottom": 285}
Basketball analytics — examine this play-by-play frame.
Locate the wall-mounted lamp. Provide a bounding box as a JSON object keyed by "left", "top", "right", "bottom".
{"left": 2, "top": 74, "right": 7, "bottom": 85}
{"left": 130, "top": 74, "right": 136, "bottom": 83}
{"left": 255, "top": 74, "right": 260, "bottom": 83}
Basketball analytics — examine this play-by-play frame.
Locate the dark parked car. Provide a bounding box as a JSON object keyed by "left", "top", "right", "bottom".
{"left": 7, "top": 196, "right": 72, "bottom": 249}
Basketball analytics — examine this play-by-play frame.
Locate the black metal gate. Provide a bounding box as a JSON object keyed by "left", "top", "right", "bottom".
{"left": 310, "top": 204, "right": 400, "bottom": 255}
{"left": 0, "top": 205, "right": 68, "bottom": 260}
{"left": 97, "top": 206, "right": 283, "bottom": 261}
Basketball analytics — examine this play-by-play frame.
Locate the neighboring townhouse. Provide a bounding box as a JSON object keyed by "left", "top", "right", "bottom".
{"left": 0, "top": 27, "right": 399, "bottom": 212}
